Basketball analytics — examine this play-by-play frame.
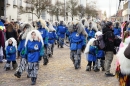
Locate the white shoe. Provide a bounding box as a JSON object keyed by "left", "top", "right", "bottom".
{"left": 2, "top": 59, "right": 7, "bottom": 62}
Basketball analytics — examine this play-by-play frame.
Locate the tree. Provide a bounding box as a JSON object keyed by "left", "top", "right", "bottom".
{"left": 85, "top": 1, "right": 98, "bottom": 18}
{"left": 18, "top": 0, "right": 52, "bottom": 19}
{"left": 77, "top": 5, "right": 86, "bottom": 19}
{"left": 48, "top": 1, "right": 63, "bottom": 21}
{"left": 66, "top": 0, "right": 78, "bottom": 21}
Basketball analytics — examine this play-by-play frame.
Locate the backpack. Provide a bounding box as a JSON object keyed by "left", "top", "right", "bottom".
{"left": 96, "top": 35, "right": 106, "bottom": 49}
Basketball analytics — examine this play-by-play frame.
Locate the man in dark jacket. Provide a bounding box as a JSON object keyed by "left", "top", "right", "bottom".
{"left": 102, "top": 21, "right": 115, "bottom": 77}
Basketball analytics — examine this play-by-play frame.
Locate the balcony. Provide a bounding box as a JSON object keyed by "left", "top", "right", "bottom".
{"left": 122, "top": 9, "right": 130, "bottom": 16}
{"left": 13, "top": 0, "right": 17, "bottom": 8}
{"left": 6, "top": 0, "right": 10, "bottom": 7}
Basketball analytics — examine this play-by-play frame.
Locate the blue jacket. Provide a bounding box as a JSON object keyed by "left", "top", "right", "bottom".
{"left": 96, "top": 50, "right": 105, "bottom": 59}
{"left": 85, "top": 28, "right": 89, "bottom": 34}
{"left": 88, "top": 30, "right": 96, "bottom": 41}
{"left": 113, "top": 27, "right": 121, "bottom": 36}
{"left": 87, "top": 46, "right": 97, "bottom": 61}
{"left": 6, "top": 45, "right": 16, "bottom": 61}
{"left": 57, "top": 25, "right": 67, "bottom": 38}
{"left": 48, "top": 31, "right": 57, "bottom": 44}
{"left": 69, "top": 32, "right": 86, "bottom": 50}
{"left": 18, "top": 39, "right": 25, "bottom": 52}
{"left": 25, "top": 40, "right": 44, "bottom": 62}
{"left": 38, "top": 28, "right": 48, "bottom": 45}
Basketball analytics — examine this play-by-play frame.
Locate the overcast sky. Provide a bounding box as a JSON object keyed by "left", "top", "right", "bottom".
{"left": 82, "top": 0, "right": 120, "bottom": 17}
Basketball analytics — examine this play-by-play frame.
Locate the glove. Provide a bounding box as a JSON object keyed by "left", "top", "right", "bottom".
{"left": 81, "top": 45, "right": 86, "bottom": 52}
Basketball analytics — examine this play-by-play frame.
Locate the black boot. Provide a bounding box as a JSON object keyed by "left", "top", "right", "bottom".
{"left": 14, "top": 71, "right": 21, "bottom": 78}
{"left": 58, "top": 44, "right": 59, "bottom": 48}
{"left": 74, "top": 61, "right": 78, "bottom": 69}
{"left": 93, "top": 66, "right": 100, "bottom": 72}
{"left": 101, "top": 60, "right": 105, "bottom": 71}
{"left": 31, "top": 77, "right": 36, "bottom": 85}
{"left": 12, "top": 63, "right": 18, "bottom": 70}
{"left": 78, "top": 60, "right": 81, "bottom": 69}
{"left": 43, "top": 58, "right": 48, "bottom": 65}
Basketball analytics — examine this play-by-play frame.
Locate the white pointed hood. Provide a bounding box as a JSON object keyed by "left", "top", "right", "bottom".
{"left": 24, "top": 30, "right": 44, "bottom": 47}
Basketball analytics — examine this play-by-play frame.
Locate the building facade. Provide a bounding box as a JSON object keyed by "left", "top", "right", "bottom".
{"left": 122, "top": 0, "right": 130, "bottom": 21}
{"left": 2, "top": 0, "right": 53, "bottom": 23}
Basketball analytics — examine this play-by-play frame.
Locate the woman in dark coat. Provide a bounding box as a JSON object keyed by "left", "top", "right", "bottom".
{"left": 6, "top": 23, "right": 18, "bottom": 41}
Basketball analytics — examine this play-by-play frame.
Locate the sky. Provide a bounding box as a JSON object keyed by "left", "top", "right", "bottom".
{"left": 82, "top": 0, "right": 120, "bottom": 17}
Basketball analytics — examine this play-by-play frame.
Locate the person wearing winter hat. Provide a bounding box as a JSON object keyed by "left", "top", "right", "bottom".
{"left": 14, "top": 23, "right": 34, "bottom": 78}
{"left": 102, "top": 21, "right": 115, "bottom": 77}
{"left": 4, "top": 38, "right": 17, "bottom": 71}
{"left": 21, "top": 30, "right": 44, "bottom": 85}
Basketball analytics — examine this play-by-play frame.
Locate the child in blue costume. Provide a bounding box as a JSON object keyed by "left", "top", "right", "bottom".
{"left": 113, "top": 22, "right": 121, "bottom": 36}
{"left": 37, "top": 19, "right": 49, "bottom": 65}
{"left": 68, "top": 21, "right": 87, "bottom": 69}
{"left": 23, "top": 30, "right": 44, "bottom": 85}
{"left": 57, "top": 21, "right": 67, "bottom": 48}
{"left": 4, "top": 38, "right": 17, "bottom": 71}
{"left": 94, "top": 31, "right": 105, "bottom": 72}
{"left": 14, "top": 23, "right": 33, "bottom": 78}
{"left": 84, "top": 38, "right": 97, "bottom": 71}
{"left": 47, "top": 22, "right": 57, "bottom": 57}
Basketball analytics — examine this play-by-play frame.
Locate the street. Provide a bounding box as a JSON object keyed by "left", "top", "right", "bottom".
{"left": 0, "top": 45, "right": 119, "bottom": 86}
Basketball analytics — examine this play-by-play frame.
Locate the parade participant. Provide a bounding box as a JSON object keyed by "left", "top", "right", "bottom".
{"left": 53, "top": 22, "right": 58, "bottom": 44}
{"left": 116, "top": 36, "right": 130, "bottom": 86}
{"left": 4, "top": 38, "right": 17, "bottom": 71}
{"left": 14, "top": 23, "right": 33, "bottom": 78}
{"left": 81, "top": 18, "right": 89, "bottom": 34}
{"left": 57, "top": 21, "right": 67, "bottom": 48}
{"left": 22, "top": 30, "right": 44, "bottom": 85}
{"left": 68, "top": 21, "right": 87, "bottom": 69}
{"left": 36, "top": 19, "right": 49, "bottom": 65}
{"left": 53, "top": 21, "right": 58, "bottom": 31}
{"left": 84, "top": 38, "right": 97, "bottom": 71}
{"left": 102, "top": 21, "right": 115, "bottom": 77}
{"left": 65, "top": 26, "right": 70, "bottom": 43}
{"left": 113, "top": 22, "right": 121, "bottom": 36}
{"left": 87, "top": 21, "right": 98, "bottom": 41}
{"left": 93, "top": 31, "right": 105, "bottom": 72}
{"left": 47, "top": 22, "right": 57, "bottom": 57}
